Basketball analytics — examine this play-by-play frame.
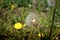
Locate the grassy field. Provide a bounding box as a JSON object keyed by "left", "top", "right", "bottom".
{"left": 0, "top": 0, "right": 60, "bottom": 40}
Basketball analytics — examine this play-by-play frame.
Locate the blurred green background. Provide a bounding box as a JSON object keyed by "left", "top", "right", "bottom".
{"left": 0, "top": 0, "right": 60, "bottom": 40}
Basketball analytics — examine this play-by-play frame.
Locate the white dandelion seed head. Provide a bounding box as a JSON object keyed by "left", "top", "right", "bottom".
{"left": 25, "top": 12, "right": 38, "bottom": 27}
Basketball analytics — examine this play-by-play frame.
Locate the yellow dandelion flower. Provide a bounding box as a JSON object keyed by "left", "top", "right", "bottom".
{"left": 14, "top": 23, "right": 23, "bottom": 30}
{"left": 11, "top": 4, "right": 15, "bottom": 10}
{"left": 38, "top": 33, "right": 44, "bottom": 37}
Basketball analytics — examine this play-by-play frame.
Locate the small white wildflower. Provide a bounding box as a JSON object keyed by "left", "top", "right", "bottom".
{"left": 32, "top": 18, "right": 36, "bottom": 23}
{"left": 56, "top": 37, "right": 58, "bottom": 40}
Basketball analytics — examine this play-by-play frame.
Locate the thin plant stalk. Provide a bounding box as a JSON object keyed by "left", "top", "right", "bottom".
{"left": 28, "top": 27, "right": 34, "bottom": 40}
{"left": 49, "top": 0, "right": 58, "bottom": 40}
{"left": 40, "top": 31, "right": 42, "bottom": 40}
{"left": 28, "top": 31, "right": 32, "bottom": 40}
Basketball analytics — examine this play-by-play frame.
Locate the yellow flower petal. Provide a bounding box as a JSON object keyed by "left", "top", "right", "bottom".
{"left": 38, "top": 33, "right": 44, "bottom": 37}
{"left": 11, "top": 4, "right": 15, "bottom": 10}
{"left": 14, "top": 23, "right": 23, "bottom": 30}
